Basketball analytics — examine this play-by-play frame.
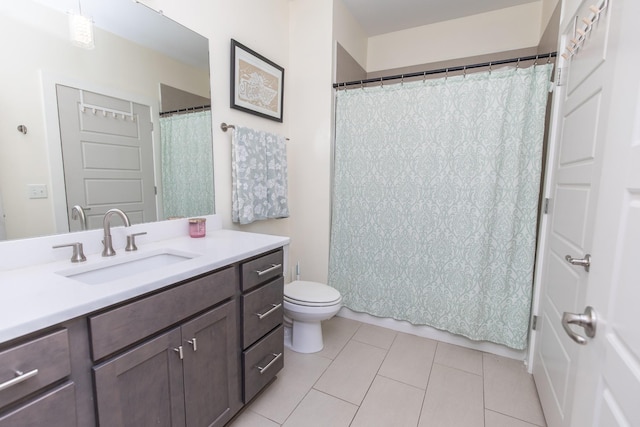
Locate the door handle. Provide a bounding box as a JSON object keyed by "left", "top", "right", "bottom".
{"left": 561, "top": 306, "right": 597, "bottom": 345}
{"left": 565, "top": 254, "right": 591, "bottom": 272}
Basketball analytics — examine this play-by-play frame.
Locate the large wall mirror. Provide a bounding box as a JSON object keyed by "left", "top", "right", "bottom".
{"left": 0, "top": 0, "right": 214, "bottom": 241}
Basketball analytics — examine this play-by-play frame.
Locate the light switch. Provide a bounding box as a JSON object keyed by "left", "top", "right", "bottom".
{"left": 28, "top": 184, "right": 48, "bottom": 199}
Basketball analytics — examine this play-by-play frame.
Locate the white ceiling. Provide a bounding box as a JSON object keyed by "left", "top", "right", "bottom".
{"left": 341, "top": 0, "right": 539, "bottom": 36}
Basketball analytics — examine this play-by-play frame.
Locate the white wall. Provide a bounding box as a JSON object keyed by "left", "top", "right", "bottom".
{"left": 366, "top": 2, "right": 543, "bottom": 72}
{"left": 143, "top": 0, "right": 336, "bottom": 283}
{"left": 138, "top": 0, "right": 292, "bottom": 243}
{"left": 287, "top": 0, "right": 335, "bottom": 283}
{"left": 332, "top": 0, "right": 368, "bottom": 71}
{"left": 540, "top": 0, "right": 561, "bottom": 35}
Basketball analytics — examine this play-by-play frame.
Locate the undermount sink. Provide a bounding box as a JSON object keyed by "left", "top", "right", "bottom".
{"left": 57, "top": 249, "right": 199, "bottom": 285}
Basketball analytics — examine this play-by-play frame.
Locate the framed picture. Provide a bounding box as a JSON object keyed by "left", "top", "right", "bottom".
{"left": 230, "top": 39, "right": 284, "bottom": 122}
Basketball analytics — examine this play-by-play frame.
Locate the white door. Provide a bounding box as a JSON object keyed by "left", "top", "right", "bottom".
{"left": 57, "top": 85, "right": 157, "bottom": 231}
{"left": 533, "top": 0, "right": 640, "bottom": 426}
{"left": 567, "top": 0, "right": 640, "bottom": 424}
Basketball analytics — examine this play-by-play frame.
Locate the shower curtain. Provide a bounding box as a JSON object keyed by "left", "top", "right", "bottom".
{"left": 159, "top": 110, "right": 214, "bottom": 219}
{"left": 329, "top": 64, "right": 552, "bottom": 349}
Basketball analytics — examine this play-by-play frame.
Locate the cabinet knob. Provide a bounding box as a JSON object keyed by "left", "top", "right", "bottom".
{"left": 187, "top": 338, "right": 197, "bottom": 352}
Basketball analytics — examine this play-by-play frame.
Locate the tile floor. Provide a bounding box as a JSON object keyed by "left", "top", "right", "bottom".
{"left": 229, "top": 316, "right": 546, "bottom": 427}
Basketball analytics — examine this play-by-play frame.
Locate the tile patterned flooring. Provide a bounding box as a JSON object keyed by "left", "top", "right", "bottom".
{"left": 229, "top": 316, "right": 546, "bottom": 427}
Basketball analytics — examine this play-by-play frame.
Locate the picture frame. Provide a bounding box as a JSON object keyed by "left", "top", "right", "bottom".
{"left": 230, "top": 39, "right": 284, "bottom": 122}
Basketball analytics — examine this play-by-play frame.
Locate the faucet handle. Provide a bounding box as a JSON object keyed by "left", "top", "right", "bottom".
{"left": 125, "top": 232, "right": 147, "bottom": 252}
{"left": 53, "top": 242, "right": 87, "bottom": 263}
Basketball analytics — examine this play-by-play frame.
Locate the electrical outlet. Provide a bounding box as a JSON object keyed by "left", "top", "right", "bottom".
{"left": 27, "top": 184, "right": 48, "bottom": 199}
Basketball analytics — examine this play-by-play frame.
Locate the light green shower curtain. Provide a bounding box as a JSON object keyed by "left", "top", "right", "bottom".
{"left": 329, "top": 64, "right": 552, "bottom": 349}
{"left": 160, "top": 110, "right": 214, "bottom": 219}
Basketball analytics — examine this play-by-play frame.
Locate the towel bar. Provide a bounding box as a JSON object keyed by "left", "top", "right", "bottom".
{"left": 220, "top": 122, "right": 289, "bottom": 140}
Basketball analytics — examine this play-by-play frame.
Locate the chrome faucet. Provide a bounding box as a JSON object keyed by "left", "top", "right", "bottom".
{"left": 102, "top": 208, "right": 131, "bottom": 257}
{"left": 71, "top": 205, "right": 88, "bottom": 230}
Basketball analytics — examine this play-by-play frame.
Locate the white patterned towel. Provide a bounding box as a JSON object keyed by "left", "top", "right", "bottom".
{"left": 232, "top": 126, "right": 289, "bottom": 224}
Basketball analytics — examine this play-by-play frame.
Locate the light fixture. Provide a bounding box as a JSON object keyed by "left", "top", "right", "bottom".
{"left": 68, "top": 1, "right": 94, "bottom": 50}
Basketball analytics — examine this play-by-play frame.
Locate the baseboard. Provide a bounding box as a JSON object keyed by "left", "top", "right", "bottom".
{"left": 337, "top": 307, "right": 525, "bottom": 361}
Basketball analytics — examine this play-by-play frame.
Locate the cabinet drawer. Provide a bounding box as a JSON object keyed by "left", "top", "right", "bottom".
{"left": 242, "top": 325, "right": 284, "bottom": 403}
{"left": 0, "top": 382, "right": 76, "bottom": 427}
{"left": 89, "top": 266, "right": 236, "bottom": 361}
{"left": 241, "top": 250, "right": 283, "bottom": 292}
{"left": 0, "top": 330, "right": 70, "bottom": 410}
{"left": 242, "top": 277, "right": 283, "bottom": 348}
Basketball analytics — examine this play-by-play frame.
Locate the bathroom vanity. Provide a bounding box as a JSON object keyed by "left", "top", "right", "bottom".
{"left": 0, "top": 219, "right": 288, "bottom": 426}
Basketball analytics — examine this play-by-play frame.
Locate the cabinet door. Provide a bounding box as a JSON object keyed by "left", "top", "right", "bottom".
{"left": 0, "top": 383, "right": 76, "bottom": 427}
{"left": 93, "top": 328, "right": 186, "bottom": 427}
{"left": 182, "top": 301, "right": 241, "bottom": 427}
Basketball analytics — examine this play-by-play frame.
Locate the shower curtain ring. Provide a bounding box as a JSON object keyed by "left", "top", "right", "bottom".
{"left": 489, "top": 62, "right": 492, "bottom": 75}
{"left": 380, "top": 77, "right": 383, "bottom": 87}
{"left": 546, "top": 54, "right": 551, "bottom": 64}
{"left": 360, "top": 80, "right": 364, "bottom": 90}
{"left": 423, "top": 71, "right": 426, "bottom": 83}
{"left": 534, "top": 55, "right": 539, "bottom": 66}
{"left": 401, "top": 75, "right": 404, "bottom": 86}
{"left": 463, "top": 66, "right": 467, "bottom": 78}
{"left": 516, "top": 58, "right": 520, "bottom": 69}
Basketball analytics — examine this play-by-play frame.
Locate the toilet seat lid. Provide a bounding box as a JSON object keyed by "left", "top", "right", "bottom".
{"left": 284, "top": 281, "right": 341, "bottom": 305}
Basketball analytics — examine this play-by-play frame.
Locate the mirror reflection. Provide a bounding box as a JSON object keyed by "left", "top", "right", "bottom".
{"left": 0, "top": 0, "right": 214, "bottom": 241}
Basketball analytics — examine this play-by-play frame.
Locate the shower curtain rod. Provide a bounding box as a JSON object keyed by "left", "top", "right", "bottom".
{"left": 332, "top": 51, "right": 556, "bottom": 89}
{"left": 160, "top": 104, "right": 211, "bottom": 116}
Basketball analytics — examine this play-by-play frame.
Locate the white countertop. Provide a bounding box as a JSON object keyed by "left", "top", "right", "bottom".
{"left": 0, "top": 227, "right": 289, "bottom": 344}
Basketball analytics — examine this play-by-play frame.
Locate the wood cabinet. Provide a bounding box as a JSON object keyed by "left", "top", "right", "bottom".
{"left": 240, "top": 250, "right": 285, "bottom": 403}
{"left": 0, "top": 245, "right": 286, "bottom": 427}
{"left": 91, "top": 266, "right": 241, "bottom": 427}
{"left": 0, "top": 329, "right": 77, "bottom": 427}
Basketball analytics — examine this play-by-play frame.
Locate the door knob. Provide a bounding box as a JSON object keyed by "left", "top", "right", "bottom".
{"left": 565, "top": 254, "right": 591, "bottom": 272}
{"left": 561, "top": 306, "right": 597, "bottom": 345}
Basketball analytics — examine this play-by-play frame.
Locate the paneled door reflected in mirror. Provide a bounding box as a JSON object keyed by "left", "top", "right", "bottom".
{"left": 57, "top": 85, "right": 157, "bottom": 232}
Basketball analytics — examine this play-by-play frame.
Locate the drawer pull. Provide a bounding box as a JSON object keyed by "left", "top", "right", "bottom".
{"left": 255, "top": 263, "right": 282, "bottom": 276}
{"left": 255, "top": 352, "right": 283, "bottom": 374}
{"left": 255, "top": 303, "right": 282, "bottom": 320}
{"left": 173, "top": 346, "right": 184, "bottom": 360}
{"left": 187, "top": 338, "right": 197, "bottom": 352}
{"left": 0, "top": 369, "right": 39, "bottom": 392}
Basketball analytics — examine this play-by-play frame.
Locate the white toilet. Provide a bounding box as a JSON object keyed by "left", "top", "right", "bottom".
{"left": 283, "top": 280, "right": 342, "bottom": 353}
